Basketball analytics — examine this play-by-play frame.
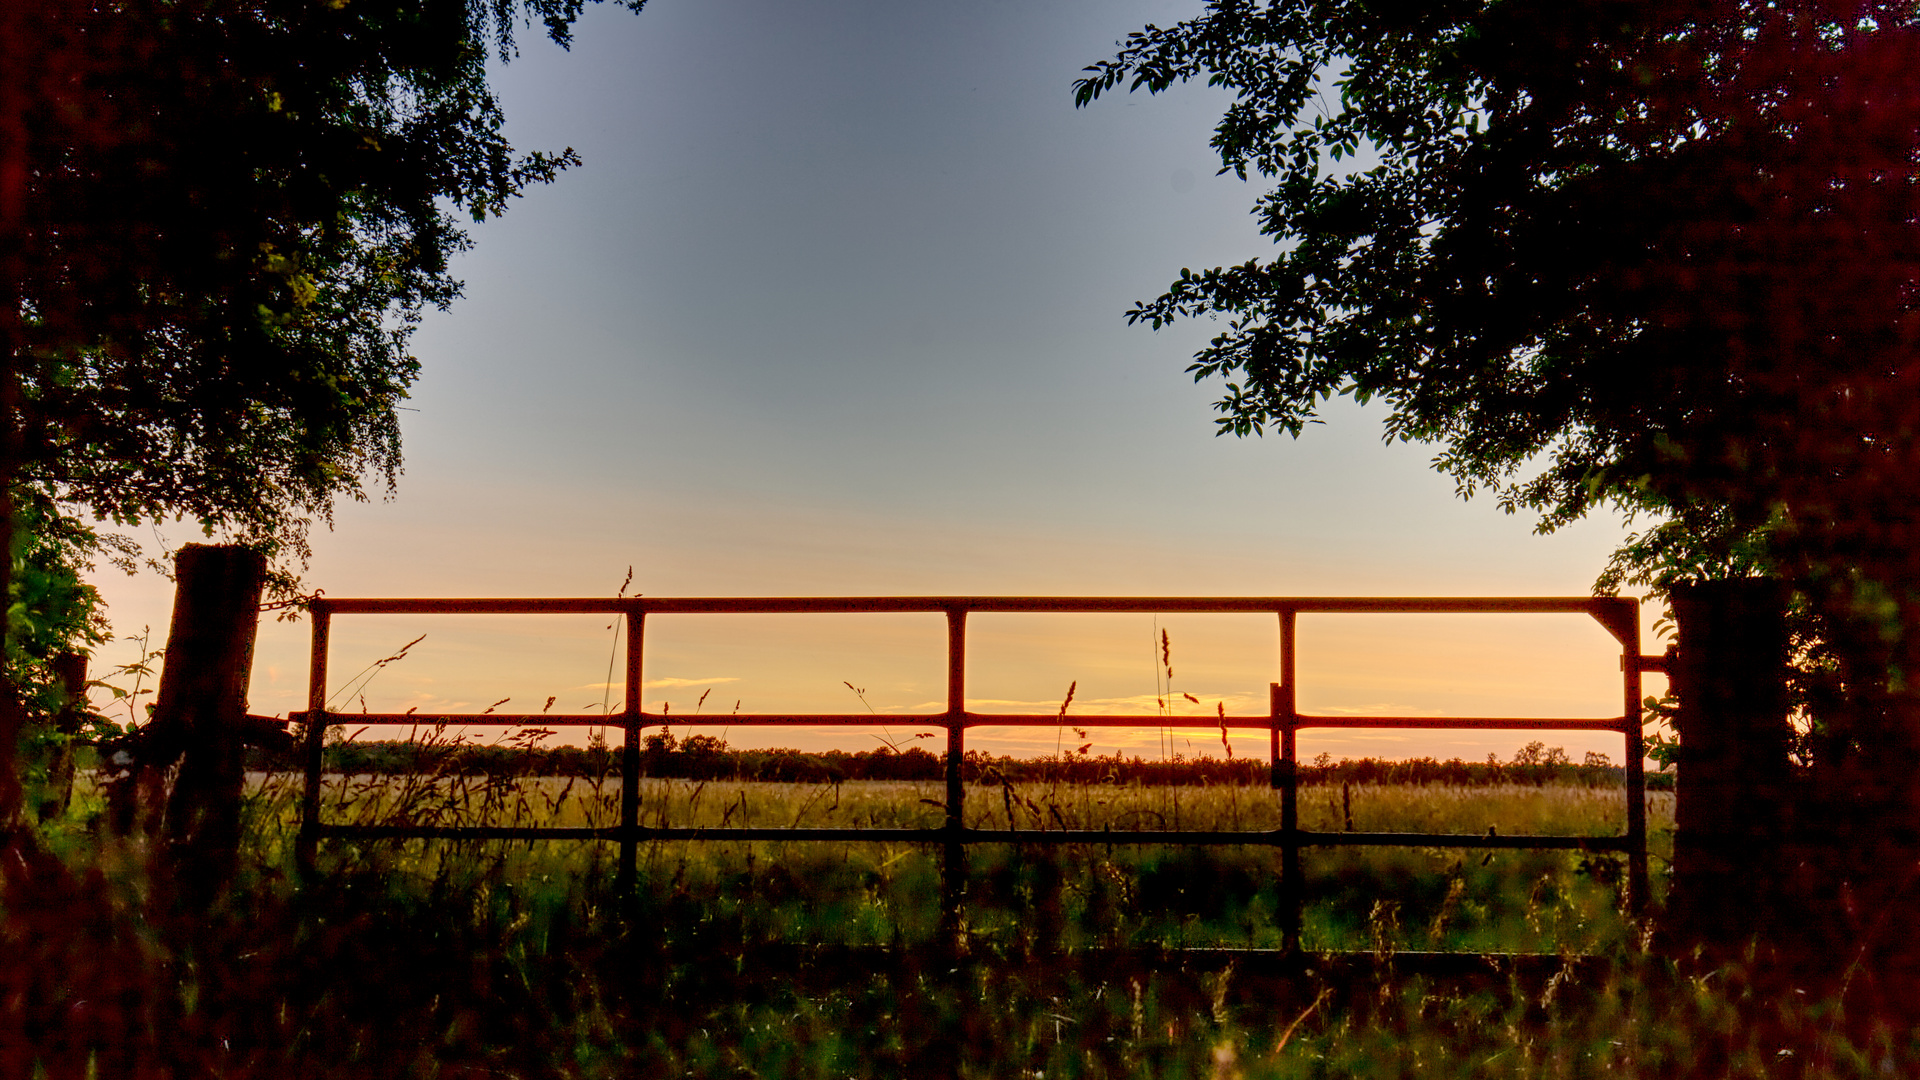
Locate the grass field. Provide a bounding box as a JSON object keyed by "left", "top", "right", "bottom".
{"left": 9, "top": 769, "right": 1903, "bottom": 1079}
{"left": 284, "top": 769, "right": 1670, "bottom": 954}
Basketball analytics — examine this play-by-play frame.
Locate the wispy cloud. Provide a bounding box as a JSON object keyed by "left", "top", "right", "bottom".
{"left": 1313, "top": 703, "right": 1445, "bottom": 717}
{"left": 567, "top": 677, "right": 743, "bottom": 692}
{"left": 964, "top": 692, "right": 1261, "bottom": 714}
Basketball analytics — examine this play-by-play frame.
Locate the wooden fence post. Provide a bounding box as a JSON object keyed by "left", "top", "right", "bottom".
{"left": 1667, "top": 578, "right": 1792, "bottom": 946}
{"left": 155, "top": 543, "right": 267, "bottom": 903}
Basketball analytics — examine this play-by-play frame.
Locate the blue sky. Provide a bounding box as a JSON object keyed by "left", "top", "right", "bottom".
{"left": 93, "top": 0, "right": 1663, "bottom": 763}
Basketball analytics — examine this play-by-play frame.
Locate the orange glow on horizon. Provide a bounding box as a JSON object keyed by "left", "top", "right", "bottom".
{"left": 208, "top": 600, "right": 1666, "bottom": 767}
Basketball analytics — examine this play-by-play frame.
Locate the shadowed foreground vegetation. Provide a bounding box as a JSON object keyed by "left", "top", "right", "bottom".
{"left": 4, "top": 756, "right": 1913, "bottom": 1078}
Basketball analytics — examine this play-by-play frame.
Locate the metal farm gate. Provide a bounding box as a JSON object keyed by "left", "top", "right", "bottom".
{"left": 294, "top": 595, "right": 1654, "bottom": 950}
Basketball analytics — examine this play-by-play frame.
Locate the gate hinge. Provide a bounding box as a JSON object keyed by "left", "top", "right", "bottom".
{"left": 1623, "top": 648, "right": 1673, "bottom": 673}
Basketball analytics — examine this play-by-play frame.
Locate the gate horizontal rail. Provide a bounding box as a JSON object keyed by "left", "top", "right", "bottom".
{"left": 291, "top": 711, "right": 1629, "bottom": 731}
{"left": 295, "top": 594, "right": 1650, "bottom": 951}
{"left": 308, "top": 824, "right": 1635, "bottom": 850}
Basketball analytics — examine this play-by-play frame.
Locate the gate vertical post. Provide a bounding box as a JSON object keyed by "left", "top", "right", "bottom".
{"left": 619, "top": 609, "right": 645, "bottom": 895}
{"left": 941, "top": 607, "right": 967, "bottom": 947}
{"left": 1276, "top": 608, "right": 1302, "bottom": 954}
{"left": 1667, "top": 579, "right": 1791, "bottom": 945}
{"left": 1615, "top": 597, "right": 1651, "bottom": 916}
{"left": 297, "top": 604, "right": 331, "bottom": 876}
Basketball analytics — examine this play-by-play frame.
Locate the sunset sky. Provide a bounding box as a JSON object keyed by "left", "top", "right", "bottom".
{"left": 92, "top": 0, "right": 1666, "bottom": 764}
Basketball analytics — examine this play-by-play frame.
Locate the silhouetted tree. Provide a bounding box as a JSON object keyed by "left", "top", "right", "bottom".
{"left": 0, "top": 0, "right": 644, "bottom": 841}
{"left": 1079, "top": 0, "right": 1920, "bottom": 941}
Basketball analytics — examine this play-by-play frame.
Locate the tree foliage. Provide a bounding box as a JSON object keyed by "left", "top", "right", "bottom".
{"left": 2, "top": 0, "right": 641, "bottom": 572}
{"left": 0, "top": 0, "right": 643, "bottom": 831}
{"left": 1078, "top": 1, "right": 1920, "bottom": 828}
{"left": 1076, "top": 0, "right": 1920, "bottom": 600}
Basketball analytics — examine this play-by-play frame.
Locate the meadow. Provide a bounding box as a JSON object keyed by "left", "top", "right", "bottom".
{"left": 8, "top": 760, "right": 1905, "bottom": 1079}
{"left": 296, "top": 765, "right": 1667, "bottom": 955}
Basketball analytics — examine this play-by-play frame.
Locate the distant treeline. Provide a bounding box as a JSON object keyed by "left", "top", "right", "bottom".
{"left": 251, "top": 731, "right": 1671, "bottom": 789}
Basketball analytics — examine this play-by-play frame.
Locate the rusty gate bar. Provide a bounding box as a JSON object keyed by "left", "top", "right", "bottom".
{"left": 290, "top": 711, "right": 1633, "bottom": 729}
{"left": 306, "top": 595, "right": 1632, "bottom": 615}
{"left": 942, "top": 608, "right": 967, "bottom": 937}
{"left": 295, "top": 606, "right": 331, "bottom": 874}
{"left": 1622, "top": 649, "right": 1650, "bottom": 911}
{"left": 1276, "top": 608, "right": 1301, "bottom": 953}
{"left": 305, "top": 824, "right": 1637, "bottom": 848}
{"left": 293, "top": 594, "right": 1650, "bottom": 943}
{"left": 620, "top": 610, "right": 644, "bottom": 894}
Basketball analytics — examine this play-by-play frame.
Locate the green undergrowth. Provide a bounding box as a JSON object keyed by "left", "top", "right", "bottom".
{"left": 4, "top": 837, "right": 1912, "bottom": 1079}
{"left": 1, "top": 772, "right": 1908, "bottom": 1078}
